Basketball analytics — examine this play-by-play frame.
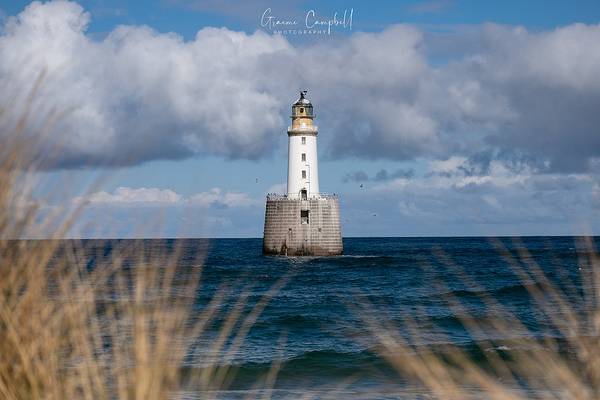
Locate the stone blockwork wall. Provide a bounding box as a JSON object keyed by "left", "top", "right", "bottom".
{"left": 263, "top": 196, "right": 343, "bottom": 256}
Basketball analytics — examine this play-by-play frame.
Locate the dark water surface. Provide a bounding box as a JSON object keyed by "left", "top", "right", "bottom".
{"left": 71, "top": 237, "right": 597, "bottom": 398}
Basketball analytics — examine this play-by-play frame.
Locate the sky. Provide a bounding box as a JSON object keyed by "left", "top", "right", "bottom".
{"left": 1, "top": 0, "right": 600, "bottom": 238}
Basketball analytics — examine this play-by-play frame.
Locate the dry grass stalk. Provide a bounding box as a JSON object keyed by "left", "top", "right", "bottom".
{"left": 355, "top": 237, "right": 600, "bottom": 399}
{"left": 0, "top": 95, "right": 287, "bottom": 400}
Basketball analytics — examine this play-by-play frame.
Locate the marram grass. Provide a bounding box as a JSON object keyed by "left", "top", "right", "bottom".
{"left": 354, "top": 237, "right": 600, "bottom": 399}
{"left": 0, "top": 116, "right": 287, "bottom": 399}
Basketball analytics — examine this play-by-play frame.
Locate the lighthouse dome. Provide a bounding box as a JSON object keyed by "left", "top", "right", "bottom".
{"left": 293, "top": 90, "right": 312, "bottom": 106}
{"left": 292, "top": 90, "right": 314, "bottom": 117}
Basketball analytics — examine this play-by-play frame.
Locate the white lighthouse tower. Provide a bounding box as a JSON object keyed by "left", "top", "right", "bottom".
{"left": 287, "top": 90, "right": 319, "bottom": 199}
{"left": 263, "top": 91, "right": 343, "bottom": 256}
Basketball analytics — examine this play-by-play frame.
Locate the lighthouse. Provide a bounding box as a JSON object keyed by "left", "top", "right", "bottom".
{"left": 287, "top": 90, "right": 319, "bottom": 199}
{"left": 263, "top": 91, "right": 343, "bottom": 256}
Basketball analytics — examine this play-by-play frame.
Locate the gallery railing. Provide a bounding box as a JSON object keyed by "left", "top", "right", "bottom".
{"left": 266, "top": 193, "right": 338, "bottom": 201}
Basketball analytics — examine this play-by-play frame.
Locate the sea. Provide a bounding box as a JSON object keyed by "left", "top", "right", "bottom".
{"left": 77, "top": 236, "right": 594, "bottom": 399}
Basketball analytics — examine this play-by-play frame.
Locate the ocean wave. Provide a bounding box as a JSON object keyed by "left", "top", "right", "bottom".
{"left": 183, "top": 348, "right": 390, "bottom": 385}
{"left": 183, "top": 336, "right": 571, "bottom": 387}
{"left": 252, "top": 314, "right": 332, "bottom": 330}
{"left": 422, "top": 282, "right": 539, "bottom": 301}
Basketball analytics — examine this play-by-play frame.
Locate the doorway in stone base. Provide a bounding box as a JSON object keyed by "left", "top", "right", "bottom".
{"left": 301, "top": 210, "right": 309, "bottom": 224}
{"left": 301, "top": 189, "right": 307, "bottom": 200}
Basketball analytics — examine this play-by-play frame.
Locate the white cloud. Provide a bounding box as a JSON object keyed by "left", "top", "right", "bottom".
{"left": 342, "top": 160, "right": 599, "bottom": 237}
{"left": 1, "top": 1, "right": 600, "bottom": 174}
{"left": 77, "top": 187, "right": 183, "bottom": 204}
{"left": 189, "top": 187, "right": 259, "bottom": 208}
{"left": 187, "top": 188, "right": 221, "bottom": 207}
{"left": 0, "top": 1, "right": 292, "bottom": 167}
{"left": 76, "top": 186, "right": 258, "bottom": 208}
{"left": 428, "top": 156, "right": 468, "bottom": 175}
{"left": 65, "top": 186, "right": 263, "bottom": 238}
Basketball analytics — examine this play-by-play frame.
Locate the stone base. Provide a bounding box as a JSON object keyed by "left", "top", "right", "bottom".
{"left": 262, "top": 196, "right": 343, "bottom": 256}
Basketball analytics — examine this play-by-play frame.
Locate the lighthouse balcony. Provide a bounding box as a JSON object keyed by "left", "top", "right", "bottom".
{"left": 266, "top": 193, "right": 338, "bottom": 201}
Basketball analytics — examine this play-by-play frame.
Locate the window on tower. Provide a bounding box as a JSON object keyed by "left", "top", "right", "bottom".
{"left": 302, "top": 170, "right": 306, "bottom": 179}
{"left": 301, "top": 153, "right": 306, "bottom": 162}
{"left": 301, "top": 137, "right": 306, "bottom": 145}
{"left": 300, "top": 107, "right": 304, "bottom": 113}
